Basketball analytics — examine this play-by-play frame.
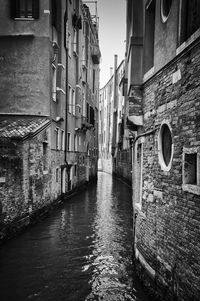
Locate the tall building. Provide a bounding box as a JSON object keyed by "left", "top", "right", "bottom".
{"left": 125, "top": 0, "right": 200, "bottom": 300}
{"left": 98, "top": 57, "right": 130, "bottom": 178}
{"left": 0, "top": 0, "right": 100, "bottom": 241}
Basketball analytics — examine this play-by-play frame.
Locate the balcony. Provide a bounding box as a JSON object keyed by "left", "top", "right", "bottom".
{"left": 91, "top": 44, "right": 101, "bottom": 64}
{"left": 81, "top": 116, "right": 92, "bottom": 131}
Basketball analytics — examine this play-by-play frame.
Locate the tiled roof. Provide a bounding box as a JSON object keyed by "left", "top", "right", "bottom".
{"left": 0, "top": 116, "right": 50, "bottom": 139}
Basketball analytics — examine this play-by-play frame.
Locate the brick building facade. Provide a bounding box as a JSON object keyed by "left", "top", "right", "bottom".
{"left": 125, "top": 0, "right": 200, "bottom": 300}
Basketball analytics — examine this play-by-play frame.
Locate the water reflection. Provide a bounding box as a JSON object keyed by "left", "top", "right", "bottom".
{"left": 0, "top": 172, "right": 149, "bottom": 301}
{"left": 84, "top": 173, "right": 136, "bottom": 300}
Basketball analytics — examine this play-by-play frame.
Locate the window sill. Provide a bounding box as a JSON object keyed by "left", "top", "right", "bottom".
{"left": 176, "top": 28, "right": 200, "bottom": 56}
{"left": 14, "top": 18, "right": 35, "bottom": 21}
{"left": 143, "top": 66, "right": 154, "bottom": 82}
{"left": 182, "top": 184, "right": 200, "bottom": 195}
{"left": 43, "top": 170, "right": 48, "bottom": 175}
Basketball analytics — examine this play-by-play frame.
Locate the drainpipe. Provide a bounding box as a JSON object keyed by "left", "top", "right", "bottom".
{"left": 64, "top": 7, "right": 68, "bottom": 167}
{"left": 131, "top": 127, "right": 158, "bottom": 258}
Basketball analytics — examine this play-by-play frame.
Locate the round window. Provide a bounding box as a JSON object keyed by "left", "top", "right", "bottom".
{"left": 158, "top": 122, "right": 173, "bottom": 171}
{"left": 161, "top": 0, "right": 172, "bottom": 22}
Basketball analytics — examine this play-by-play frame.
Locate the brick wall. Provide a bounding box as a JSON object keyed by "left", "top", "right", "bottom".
{"left": 135, "top": 42, "right": 200, "bottom": 300}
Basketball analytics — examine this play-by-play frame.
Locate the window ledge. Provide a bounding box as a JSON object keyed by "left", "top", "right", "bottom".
{"left": 143, "top": 66, "right": 154, "bottom": 82}
{"left": 182, "top": 184, "right": 200, "bottom": 195}
{"left": 176, "top": 28, "right": 200, "bottom": 56}
{"left": 14, "top": 18, "right": 35, "bottom": 21}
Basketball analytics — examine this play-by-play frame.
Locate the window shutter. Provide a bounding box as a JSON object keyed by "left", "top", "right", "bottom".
{"left": 51, "top": 0, "right": 57, "bottom": 27}
{"left": 32, "top": 0, "right": 39, "bottom": 19}
{"left": 10, "top": 0, "right": 15, "bottom": 18}
{"left": 10, "top": 0, "right": 20, "bottom": 19}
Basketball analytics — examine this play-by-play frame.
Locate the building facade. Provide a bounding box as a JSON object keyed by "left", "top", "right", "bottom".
{"left": 98, "top": 57, "right": 131, "bottom": 179}
{"left": 0, "top": 0, "right": 100, "bottom": 241}
{"left": 125, "top": 0, "right": 200, "bottom": 300}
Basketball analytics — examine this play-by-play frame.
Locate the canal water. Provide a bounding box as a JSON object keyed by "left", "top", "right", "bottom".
{"left": 0, "top": 172, "right": 149, "bottom": 301}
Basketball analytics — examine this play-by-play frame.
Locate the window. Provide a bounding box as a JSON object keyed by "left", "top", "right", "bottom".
{"left": 161, "top": 0, "right": 173, "bottom": 22}
{"left": 43, "top": 142, "right": 48, "bottom": 171}
{"left": 11, "top": 0, "right": 39, "bottom": 19}
{"left": 144, "top": 0, "right": 155, "bottom": 74}
{"left": 67, "top": 132, "right": 71, "bottom": 151}
{"left": 179, "top": 0, "right": 200, "bottom": 44}
{"left": 55, "top": 128, "right": 60, "bottom": 150}
{"left": 68, "top": 32, "right": 72, "bottom": 57}
{"left": 82, "top": 89, "right": 86, "bottom": 117}
{"left": 93, "top": 69, "right": 95, "bottom": 93}
{"left": 68, "top": 85, "right": 72, "bottom": 113}
{"left": 56, "top": 168, "right": 59, "bottom": 182}
{"left": 52, "top": 64, "right": 57, "bottom": 101}
{"left": 182, "top": 147, "right": 200, "bottom": 195}
{"left": 61, "top": 130, "right": 65, "bottom": 150}
{"left": 73, "top": 30, "right": 77, "bottom": 53}
{"left": 72, "top": 89, "right": 75, "bottom": 115}
{"left": 158, "top": 122, "right": 173, "bottom": 171}
{"left": 74, "top": 134, "right": 78, "bottom": 151}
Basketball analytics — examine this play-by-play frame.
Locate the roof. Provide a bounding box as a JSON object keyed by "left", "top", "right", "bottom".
{"left": 0, "top": 116, "right": 50, "bottom": 139}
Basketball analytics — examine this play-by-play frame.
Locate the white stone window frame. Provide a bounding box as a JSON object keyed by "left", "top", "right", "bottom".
{"left": 68, "top": 85, "right": 72, "bottom": 114}
{"left": 161, "top": 0, "right": 173, "bottom": 23}
{"left": 52, "top": 63, "right": 57, "bottom": 102}
{"left": 61, "top": 129, "right": 65, "bottom": 151}
{"left": 55, "top": 127, "right": 60, "bottom": 150}
{"left": 158, "top": 120, "right": 174, "bottom": 172}
{"left": 135, "top": 136, "right": 145, "bottom": 212}
{"left": 182, "top": 147, "right": 200, "bottom": 195}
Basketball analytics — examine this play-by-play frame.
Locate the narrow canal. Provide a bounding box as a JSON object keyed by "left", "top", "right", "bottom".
{"left": 0, "top": 172, "right": 149, "bottom": 301}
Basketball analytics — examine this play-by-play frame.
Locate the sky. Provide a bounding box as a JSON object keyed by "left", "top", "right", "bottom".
{"left": 86, "top": 0, "right": 126, "bottom": 88}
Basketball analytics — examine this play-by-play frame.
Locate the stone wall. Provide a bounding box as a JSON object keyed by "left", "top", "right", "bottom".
{"left": 0, "top": 126, "right": 64, "bottom": 242}
{"left": 135, "top": 41, "right": 200, "bottom": 300}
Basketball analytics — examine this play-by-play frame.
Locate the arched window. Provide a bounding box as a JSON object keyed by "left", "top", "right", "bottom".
{"left": 161, "top": 0, "right": 173, "bottom": 22}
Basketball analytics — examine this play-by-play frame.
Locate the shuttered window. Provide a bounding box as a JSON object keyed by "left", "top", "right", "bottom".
{"left": 11, "top": 0, "right": 39, "bottom": 19}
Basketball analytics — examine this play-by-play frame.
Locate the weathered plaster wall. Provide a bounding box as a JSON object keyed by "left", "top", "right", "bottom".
{"left": 0, "top": 37, "right": 50, "bottom": 116}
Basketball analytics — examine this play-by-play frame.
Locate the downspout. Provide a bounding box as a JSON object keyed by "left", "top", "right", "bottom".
{"left": 131, "top": 126, "right": 158, "bottom": 258}
{"left": 64, "top": 7, "right": 68, "bottom": 166}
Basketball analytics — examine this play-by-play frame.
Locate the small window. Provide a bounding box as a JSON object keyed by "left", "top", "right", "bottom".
{"left": 68, "top": 85, "right": 72, "bottom": 113}
{"left": 55, "top": 128, "right": 60, "bottom": 150}
{"left": 11, "top": 0, "right": 39, "bottom": 19}
{"left": 184, "top": 153, "right": 197, "bottom": 184}
{"left": 72, "top": 89, "right": 75, "bottom": 115}
{"left": 68, "top": 32, "right": 72, "bottom": 57}
{"left": 74, "top": 134, "right": 78, "bottom": 151}
{"left": 67, "top": 132, "right": 71, "bottom": 151}
{"left": 161, "top": 0, "right": 173, "bottom": 22}
{"left": 43, "top": 142, "right": 48, "bottom": 171}
{"left": 182, "top": 148, "right": 200, "bottom": 195}
{"left": 52, "top": 64, "right": 57, "bottom": 102}
{"left": 56, "top": 168, "right": 59, "bottom": 182}
{"left": 158, "top": 122, "right": 173, "bottom": 171}
{"left": 73, "top": 30, "right": 77, "bottom": 53}
{"left": 61, "top": 130, "right": 65, "bottom": 150}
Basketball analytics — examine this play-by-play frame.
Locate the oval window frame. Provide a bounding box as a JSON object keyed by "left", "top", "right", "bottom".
{"left": 161, "top": 0, "right": 173, "bottom": 23}
{"left": 158, "top": 121, "right": 174, "bottom": 171}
